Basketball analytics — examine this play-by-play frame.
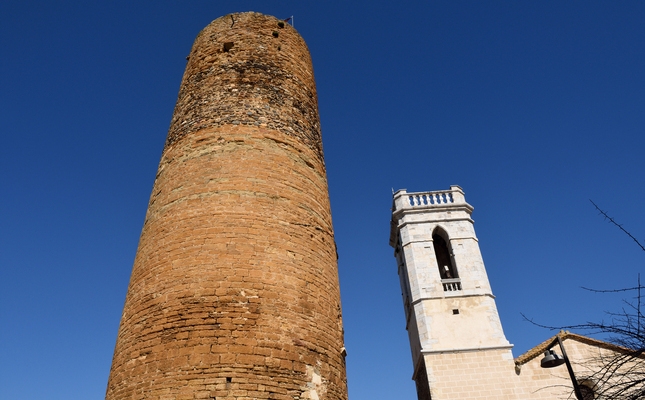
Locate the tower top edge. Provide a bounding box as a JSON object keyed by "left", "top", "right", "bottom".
{"left": 389, "top": 185, "right": 474, "bottom": 247}
{"left": 210, "top": 11, "right": 285, "bottom": 23}
{"left": 164, "top": 10, "right": 320, "bottom": 155}
{"left": 392, "top": 185, "right": 464, "bottom": 198}
{"left": 392, "top": 185, "right": 470, "bottom": 211}
{"left": 200, "top": 12, "right": 300, "bottom": 36}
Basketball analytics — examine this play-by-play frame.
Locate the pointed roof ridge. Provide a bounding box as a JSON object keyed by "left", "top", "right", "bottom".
{"left": 514, "top": 330, "right": 637, "bottom": 366}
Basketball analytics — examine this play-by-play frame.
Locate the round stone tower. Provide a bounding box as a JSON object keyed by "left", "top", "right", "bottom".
{"left": 106, "top": 12, "right": 348, "bottom": 400}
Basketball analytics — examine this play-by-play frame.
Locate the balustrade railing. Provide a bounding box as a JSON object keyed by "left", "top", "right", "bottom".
{"left": 391, "top": 186, "right": 467, "bottom": 214}
{"left": 408, "top": 191, "right": 454, "bottom": 207}
{"left": 442, "top": 278, "right": 462, "bottom": 292}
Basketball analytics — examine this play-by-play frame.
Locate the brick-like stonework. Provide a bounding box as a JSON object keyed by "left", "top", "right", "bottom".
{"left": 420, "top": 332, "right": 628, "bottom": 400}
{"left": 423, "top": 343, "right": 605, "bottom": 400}
{"left": 166, "top": 13, "right": 323, "bottom": 159}
{"left": 423, "top": 349, "right": 518, "bottom": 400}
{"left": 106, "top": 13, "right": 348, "bottom": 400}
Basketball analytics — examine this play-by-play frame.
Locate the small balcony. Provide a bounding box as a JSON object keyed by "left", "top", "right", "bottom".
{"left": 442, "top": 278, "right": 462, "bottom": 292}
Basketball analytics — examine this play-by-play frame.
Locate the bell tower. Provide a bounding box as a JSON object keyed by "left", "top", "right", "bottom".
{"left": 390, "top": 186, "right": 515, "bottom": 400}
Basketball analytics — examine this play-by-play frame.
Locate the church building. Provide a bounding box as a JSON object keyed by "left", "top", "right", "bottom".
{"left": 389, "top": 186, "right": 632, "bottom": 400}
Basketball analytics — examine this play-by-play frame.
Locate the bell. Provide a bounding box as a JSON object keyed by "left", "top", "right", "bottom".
{"left": 540, "top": 349, "right": 566, "bottom": 368}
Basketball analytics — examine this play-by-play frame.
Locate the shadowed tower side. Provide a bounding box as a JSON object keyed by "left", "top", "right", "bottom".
{"left": 106, "top": 12, "right": 348, "bottom": 400}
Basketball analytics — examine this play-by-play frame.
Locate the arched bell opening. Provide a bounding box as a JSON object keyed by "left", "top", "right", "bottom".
{"left": 432, "top": 228, "right": 461, "bottom": 292}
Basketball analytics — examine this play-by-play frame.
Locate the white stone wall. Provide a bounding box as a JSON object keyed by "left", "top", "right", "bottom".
{"left": 421, "top": 335, "right": 626, "bottom": 400}
{"left": 391, "top": 187, "right": 513, "bottom": 398}
{"left": 514, "top": 338, "right": 610, "bottom": 399}
{"left": 391, "top": 187, "right": 630, "bottom": 400}
{"left": 391, "top": 187, "right": 511, "bottom": 354}
{"left": 423, "top": 349, "right": 518, "bottom": 400}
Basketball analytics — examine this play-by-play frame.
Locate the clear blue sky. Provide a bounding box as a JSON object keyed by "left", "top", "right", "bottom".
{"left": 1, "top": 1, "right": 644, "bottom": 399}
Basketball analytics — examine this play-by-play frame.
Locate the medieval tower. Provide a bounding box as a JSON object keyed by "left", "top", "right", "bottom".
{"left": 106, "top": 12, "right": 348, "bottom": 400}
{"left": 390, "top": 186, "right": 515, "bottom": 400}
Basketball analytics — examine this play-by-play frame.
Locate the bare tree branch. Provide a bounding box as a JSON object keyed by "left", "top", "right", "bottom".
{"left": 521, "top": 202, "right": 645, "bottom": 399}
{"left": 581, "top": 286, "right": 643, "bottom": 293}
{"left": 590, "top": 199, "right": 645, "bottom": 253}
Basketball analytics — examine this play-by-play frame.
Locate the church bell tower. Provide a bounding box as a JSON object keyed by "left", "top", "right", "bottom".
{"left": 390, "top": 186, "right": 514, "bottom": 400}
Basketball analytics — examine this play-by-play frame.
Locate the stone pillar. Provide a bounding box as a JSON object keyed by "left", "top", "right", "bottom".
{"left": 106, "top": 12, "right": 347, "bottom": 400}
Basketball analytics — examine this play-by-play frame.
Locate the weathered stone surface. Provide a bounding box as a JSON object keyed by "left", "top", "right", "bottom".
{"left": 390, "top": 187, "right": 513, "bottom": 400}
{"left": 106, "top": 12, "right": 347, "bottom": 400}
{"left": 166, "top": 13, "right": 323, "bottom": 160}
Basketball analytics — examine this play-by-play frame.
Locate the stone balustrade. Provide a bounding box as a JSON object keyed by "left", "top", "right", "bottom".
{"left": 392, "top": 185, "right": 469, "bottom": 213}
{"left": 408, "top": 191, "right": 455, "bottom": 207}
{"left": 442, "top": 278, "right": 462, "bottom": 292}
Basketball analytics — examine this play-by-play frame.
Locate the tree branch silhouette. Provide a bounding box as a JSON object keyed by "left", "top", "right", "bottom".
{"left": 521, "top": 201, "right": 645, "bottom": 399}
{"left": 590, "top": 199, "right": 645, "bottom": 253}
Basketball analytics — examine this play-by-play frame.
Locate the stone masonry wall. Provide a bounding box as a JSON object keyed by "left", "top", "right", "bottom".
{"left": 106, "top": 13, "right": 348, "bottom": 400}
{"left": 424, "top": 349, "right": 519, "bottom": 400}
{"left": 166, "top": 13, "right": 323, "bottom": 160}
{"left": 515, "top": 339, "right": 610, "bottom": 399}
{"left": 422, "top": 334, "right": 618, "bottom": 399}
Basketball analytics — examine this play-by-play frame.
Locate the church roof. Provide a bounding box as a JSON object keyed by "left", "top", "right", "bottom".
{"left": 514, "top": 330, "right": 637, "bottom": 365}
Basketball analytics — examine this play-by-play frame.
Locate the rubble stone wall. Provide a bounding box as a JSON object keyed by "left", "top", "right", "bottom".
{"left": 106, "top": 12, "right": 347, "bottom": 400}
